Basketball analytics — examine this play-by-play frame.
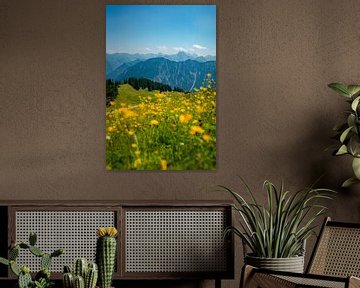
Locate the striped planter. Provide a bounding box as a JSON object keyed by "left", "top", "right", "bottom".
{"left": 245, "top": 254, "right": 305, "bottom": 273}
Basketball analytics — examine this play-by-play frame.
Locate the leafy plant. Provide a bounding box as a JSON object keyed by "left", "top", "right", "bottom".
{"left": 0, "top": 232, "right": 63, "bottom": 288}
{"left": 32, "top": 278, "right": 54, "bottom": 288}
{"left": 220, "top": 179, "right": 334, "bottom": 258}
{"left": 328, "top": 83, "right": 360, "bottom": 187}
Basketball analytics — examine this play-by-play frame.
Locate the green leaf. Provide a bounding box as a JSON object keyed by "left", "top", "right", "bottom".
{"left": 347, "top": 114, "right": 356, "bottom": 128}
{"left": 342, "top": 177, "right": 360, "bottom": 188}
{"left": 352, "top": 157, "right": 360, "bottom": 179}
{"left": 336, "top": 145, "right": 348, "bottom": 155}
{"left": 340, "top": 126, "right": 353, "bottom": 143}
{"left": 349, "top": 135, "right": 360, "bottom": 156}
{"left": 352, "top": 96, "right": 360, "bottom": 111}
{"left": 347, "top": 85, "right": 360, "bottom": 97}
{"left": 328, "top": 83, "right": 351, "bottom": 97}
{"left": 0, "top": 257, "right": 9, "bottom": 266}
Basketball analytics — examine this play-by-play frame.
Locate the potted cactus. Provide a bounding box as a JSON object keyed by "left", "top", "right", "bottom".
{"left": 96, "top": 227, "right": 118, "bottom": 288}
{"left": 62, "top": 258, "right": 98, "bottom": 288}
{"left": 0, "top": 232, "right": 64, "bottom": 288}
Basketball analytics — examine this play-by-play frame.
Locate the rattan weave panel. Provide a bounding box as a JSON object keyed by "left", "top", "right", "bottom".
{"left": 309, "top": 226, "right": 360, "bottom": 277}
{"left": 277, "top": 275, "right": 345, "bottom": 288}
{"left": 15, "top": 211, "right": 115, "bottom": 272}
{"left": 125, "top": 210, "right": 227, "bottom": 273}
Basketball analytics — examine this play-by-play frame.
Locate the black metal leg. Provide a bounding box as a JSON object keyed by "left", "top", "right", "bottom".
{"left": 215, "top": 278, "right": 221, "bottom": 288}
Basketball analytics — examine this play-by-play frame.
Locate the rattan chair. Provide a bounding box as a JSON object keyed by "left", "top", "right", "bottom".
{"left": 241, "top": 217, "right": 360, "bottom": 288}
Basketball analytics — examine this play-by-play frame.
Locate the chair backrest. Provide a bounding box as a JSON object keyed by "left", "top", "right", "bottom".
{"left": 307, "top": 217, "right": 360, "bottom": 277}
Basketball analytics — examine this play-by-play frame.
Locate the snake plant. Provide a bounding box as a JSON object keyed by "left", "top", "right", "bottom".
{"left": 221, "top": 179, "right": 335, "bottom": 258}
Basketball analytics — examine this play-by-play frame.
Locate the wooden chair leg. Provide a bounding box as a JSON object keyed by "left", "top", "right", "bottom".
{"left": 240, "top": 265, "right": 296, "bottom": 288}
{"left": 349, "top": 276, "right": 360, "bottom": 288}
{"left": 240, "top": 265, "right": 255, "bottom": 288}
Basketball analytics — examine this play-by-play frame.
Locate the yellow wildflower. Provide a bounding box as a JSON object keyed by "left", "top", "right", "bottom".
{"left": 106, "top": 165, "right": 112, "bottom": 170}
{"left": 190, "top": 126, "right": 205, "bottom": 135}
{"left": 110, "top": 101, "right": 115, "bottom": 106}
{"left": 150, "top": 119, "right": 159, "bottom": 126}
{"left": 196, "top": 106, "right": 204, "bottom": 114}
{"left": 202, "top": 134, "right": 211, "bottom": 142}
{"left": 135, "top": 150, "right": 141, "bottom": 156}
{"left": 131, "top": 143, "right": 137, "bottom": 148}
{"left": 107, "top": 126, "right": 115, "bottom": 132}
{"left": 128, "top": 130, "right": 135, "bottom": 136}
{"left": 106, "top": 135, "right": 111, "bottom": 140}
{"left": 160, "top": 160, "right": 167, "bottom": 170}
{"left": 179, "top": 113, "right": 192, "bottom": 124}
{"left": 134, "top": 158, "right": 142, "bottom": 168}
{"left": 123, "top": 110, "right": 138, "bottom": 118}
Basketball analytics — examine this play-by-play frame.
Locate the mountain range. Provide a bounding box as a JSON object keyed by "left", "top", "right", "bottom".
{"left": 106, "top": 52, "right": 216, "bottom": 91}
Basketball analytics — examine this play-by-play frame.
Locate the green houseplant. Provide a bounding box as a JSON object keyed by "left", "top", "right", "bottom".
{"left": 328, "top": 83, "right": 360, "bottom": 187}
{"left": 221, "top": 179, "right": 334, "bottom": 272}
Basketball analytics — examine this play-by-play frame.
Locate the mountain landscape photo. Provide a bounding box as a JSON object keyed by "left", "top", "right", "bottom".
{"left": 106, "top": 5, "right": 216, "bottom": 170}
{"left": 106, "top": 52, "right": 216, "bottom": 92}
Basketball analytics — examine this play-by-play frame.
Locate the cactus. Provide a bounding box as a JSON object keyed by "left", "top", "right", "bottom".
{"left": 10, "top": 260, "right": 20, "bottom": 276}
{"left": 96, "top": 227, "right": 118, "bottom": 288}
{"left": 74, "top": 258, "right": 88, "bottom": 279}
{"left": 51, "top": 248, "right": 64, "bottom": 257}
{"left": 74, "top": 275, "right": 85, "bottom": 288}
{"left": 29, "top": 245, "right": 44, "bottom": 257}
{"left": 35, "top": 268, "right": 50, "bottom": 281}
{"left": 64, "top": 265, "right": 72, "bottom": 273}
{"left": 63, "top": 272, "right": 74, "bottom": 288}
{"left": 19, "top": 243, "right": 29, "bottom": 249}
{"left": 18, "top": 270, "right": 32, "bottom": 288}
{"left": 41, "top": 253, "right": 52, "bottom": 270}
{"left": 85, "top": 263, "right": 98, "bottom": 288}
{"left": 9, "top": 246, "right": 19, "bottom": 260}
{"left": 63, "top": 260, "right": 98, "bottom": 288}
{"left": 0, "top": 232, "right": 63, "bottom": 288}
{"left": 29, "top": 232, "right": 37, "bottom": 246}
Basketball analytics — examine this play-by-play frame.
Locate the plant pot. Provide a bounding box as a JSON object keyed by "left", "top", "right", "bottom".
{"left": 245, "top": 254, "right": 304, "bottom": 273}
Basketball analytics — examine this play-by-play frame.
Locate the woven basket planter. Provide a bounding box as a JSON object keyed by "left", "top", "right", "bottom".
{"left": 245, "top": 254, "right": 305, "bottom": 273}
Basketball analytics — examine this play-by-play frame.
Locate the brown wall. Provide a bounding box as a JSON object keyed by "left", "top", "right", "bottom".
{"left": 1, "top": 0, "right": 360, "bottom": 287}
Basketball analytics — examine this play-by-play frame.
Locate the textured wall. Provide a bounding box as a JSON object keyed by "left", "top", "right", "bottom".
{"left": 1, "top": 0, "right": 360, "bottom": 287}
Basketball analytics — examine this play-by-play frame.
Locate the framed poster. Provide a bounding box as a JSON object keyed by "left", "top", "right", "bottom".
{"left": 106, "top": 5, "right": 216, "bottom": 170}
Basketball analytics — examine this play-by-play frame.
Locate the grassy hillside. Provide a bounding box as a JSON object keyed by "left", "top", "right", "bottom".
{"left": 106, "top": 80, "right": 216, "bottom": 170}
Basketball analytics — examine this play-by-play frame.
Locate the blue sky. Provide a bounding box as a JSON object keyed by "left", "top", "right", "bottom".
{"left": 106, "top": 5, "right": 216, "bottom": 56}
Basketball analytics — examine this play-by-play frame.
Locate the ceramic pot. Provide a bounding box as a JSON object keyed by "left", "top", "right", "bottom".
{"left": 245, "top": 254, "right": 305, "bottom": 273}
